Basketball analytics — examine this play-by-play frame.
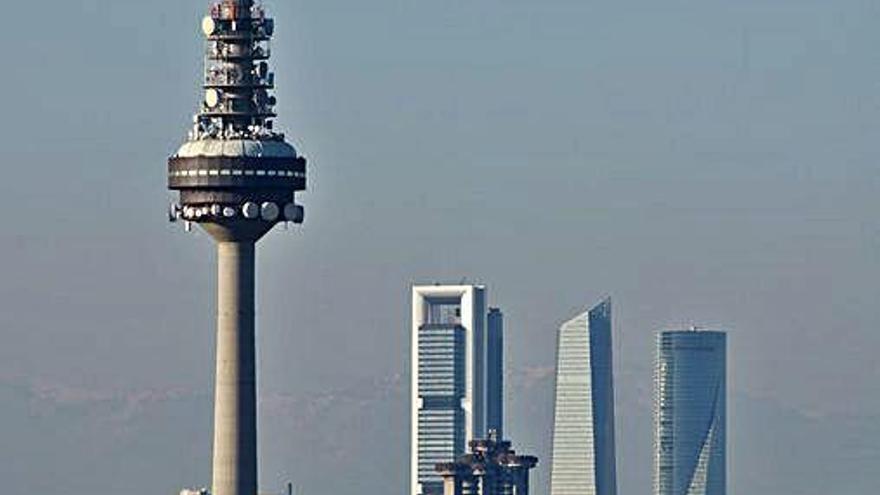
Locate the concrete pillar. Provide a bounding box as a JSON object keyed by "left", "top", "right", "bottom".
{"left": 212, "top": 241, "right": 257, "bottom": 495}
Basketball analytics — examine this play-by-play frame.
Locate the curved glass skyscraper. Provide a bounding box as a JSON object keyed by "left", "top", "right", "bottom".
{"left": 550, "top": 298, "right": 617, "bottom": 495}
{"left": 654, "top": 330, "right": 727, "bottom": 495}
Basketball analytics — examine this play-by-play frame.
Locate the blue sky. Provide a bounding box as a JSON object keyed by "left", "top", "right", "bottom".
{"left": 0, "top": 1, "right": 878, "bottom": 494}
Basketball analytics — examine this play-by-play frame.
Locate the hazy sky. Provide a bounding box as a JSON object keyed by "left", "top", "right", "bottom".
{"left": 1, "top": 0, "right": 879, "bottom": 494}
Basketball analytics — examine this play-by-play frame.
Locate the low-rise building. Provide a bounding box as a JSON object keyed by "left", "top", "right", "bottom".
{"left": 435, "top": 432, "right": 538, "bottom": 495}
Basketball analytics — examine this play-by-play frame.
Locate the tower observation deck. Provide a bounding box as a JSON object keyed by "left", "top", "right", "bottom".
{"left": 169, "top": 0, "right": 305, "bottom": 240}
{"left": 166, "top": 2, "right": 307, "bottom": 495}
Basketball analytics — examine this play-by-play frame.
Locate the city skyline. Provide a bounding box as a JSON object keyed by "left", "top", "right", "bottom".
{"left": 0, "top": 1, "right": 878, "bottom": 494}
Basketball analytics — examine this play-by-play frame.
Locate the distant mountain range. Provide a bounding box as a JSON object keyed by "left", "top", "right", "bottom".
{"left": 1, "top": 369, "right": 877, "bottom": 495}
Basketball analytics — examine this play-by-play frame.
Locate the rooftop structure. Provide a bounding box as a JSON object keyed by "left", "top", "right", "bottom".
{"left": 435, "top": 432, "right": 538, "bottom": 495}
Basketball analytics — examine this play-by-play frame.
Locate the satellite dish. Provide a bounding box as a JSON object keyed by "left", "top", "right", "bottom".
{"left": 205, "top": 88, "right": 220, "bottom": 108}
{"left": 242, "top": 202, "right": 260, "bottom": 219}
{"left": 260, "top": 202, "right": 280, "bottom": 221}
{"left": 202, "top": 16, "right": 216, "bottom": 37}
{"left": 283, "top": 203, "right": 304, "bottom": 223}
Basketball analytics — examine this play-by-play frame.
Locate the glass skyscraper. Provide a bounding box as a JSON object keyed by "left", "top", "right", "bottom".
{"left": 550, "top": 298, "right": 617, "bottom": 495}
{"left": 486, "top": 307, "right": 504, "bottom": 439}
{"left": 654, "top": 330, "right": 727, "bottom": 495}
{"left": 411, "top": 285, "right": 503, "bottom": 495}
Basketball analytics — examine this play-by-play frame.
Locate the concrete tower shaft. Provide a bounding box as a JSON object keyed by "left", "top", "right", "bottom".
{"left": 213, "top": 241, "right": 257, "bottom": 495}
{"left": 167, "top": 3, "right": 308, "bottom": 495}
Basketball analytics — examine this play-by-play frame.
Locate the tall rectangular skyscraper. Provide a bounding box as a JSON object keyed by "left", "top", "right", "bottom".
{"left": 412, "top": 285, "right": 502, "bottom": 495}
{"left": 550, "top": 298, "right": 617, "bottom": 495}
{"left": 654, "top": 330, "right": 727, "bottom": 495}
{"left": 486, "top": 307, "right": 504, "bottom": 439}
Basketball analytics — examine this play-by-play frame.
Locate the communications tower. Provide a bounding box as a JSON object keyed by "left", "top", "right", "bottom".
{"left": 167, "top": 2, "right": 306, "bottom": 495}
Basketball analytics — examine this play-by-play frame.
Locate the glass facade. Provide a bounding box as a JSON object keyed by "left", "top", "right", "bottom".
{"left": 550, "top": 298, "right": 617, "bottom": 495}
{"left": 654, "top": 331, "right": 726, "bottom": 495}
{"left": 418, "top": 324, "right": 467, "bottom": 494}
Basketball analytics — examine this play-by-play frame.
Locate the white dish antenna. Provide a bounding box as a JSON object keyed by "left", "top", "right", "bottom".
{"left": 205, "top": 88, "right": 220, "bottom": 108}
{"left": 242, "top": 202, "right": 260, "bottom": 219}
{"left": 202, "top": 16, "right": 216, "bottom": 37}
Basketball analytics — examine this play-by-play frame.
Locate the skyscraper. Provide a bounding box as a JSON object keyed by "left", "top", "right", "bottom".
{"left": 550, "top": 298, "right": 617, "bottom": 495}
{"left": 654, "top": 330, "right": 727, "bottom": 495}
{"left": 412, "top": 285, "right": 503, "bottom": 495}
{"left": 166, "top": 2, "right": 306, "bottom": 495}
{"left": 486, "top": 307, "right": 504, "bottom": 439}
